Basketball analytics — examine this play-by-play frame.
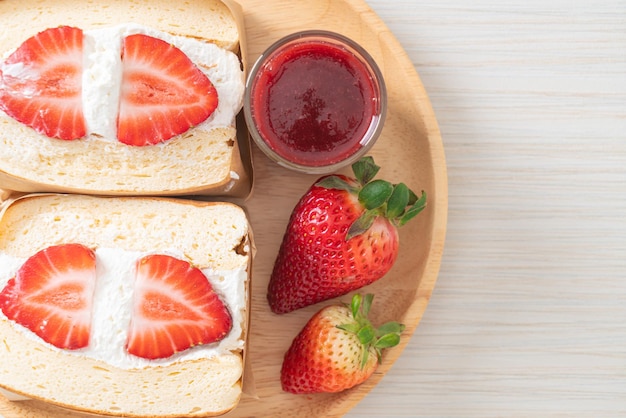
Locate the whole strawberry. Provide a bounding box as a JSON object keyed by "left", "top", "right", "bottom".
{"left": 281, "top": 293, "right": 405, "bottom": 394}
{"left": 267, "top": 156, "right": 426, "bottom": 314}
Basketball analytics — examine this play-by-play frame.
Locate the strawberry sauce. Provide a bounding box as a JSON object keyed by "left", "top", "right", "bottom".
{"left": 247, "top": 32, "right": 386, "bottom": 171}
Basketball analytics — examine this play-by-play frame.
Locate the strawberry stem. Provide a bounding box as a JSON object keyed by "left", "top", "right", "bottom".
{"left": 316, "top": 156, "right": 428, "bottom": 239}
{"left": 336, "top": 293, "right": 405, "bottom": 368}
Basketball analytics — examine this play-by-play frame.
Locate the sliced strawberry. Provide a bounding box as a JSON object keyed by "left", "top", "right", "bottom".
{"left": 0, "top": 26, "right": 86, "bottom": 140}
{"left": 0, "top": 243, "right": 96, "bottom": 350}
{"left": 126, "top": 254, "right": 232, "bottom": 359}
{"left": 117, "top": 34, "right": 219, "bottom": 146}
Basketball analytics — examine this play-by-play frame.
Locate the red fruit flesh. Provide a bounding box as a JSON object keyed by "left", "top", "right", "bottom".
{"left": 0, "top": 244, "right": 96, "bottom": 349}
{"left": 0, "top": 26, "right": 86, "bottom": 140}
{"left": 267, "top": 179, "right": 399, "bottom": 314}
{"left": 117, "top": 34, "right": 219, "bottom": 146}
{"left": 126, "top": 254, "right": 232, "bottom": 360}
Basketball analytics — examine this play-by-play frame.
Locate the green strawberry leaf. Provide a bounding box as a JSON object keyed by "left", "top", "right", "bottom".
{"left": 386, "top": 183, "right": 410, "bottom": 219}
{"left": 346, "top": 210, "right": 376, "bottom": 240}
{"left": 399, "top": 190, "right": 427, "bottom": 226}
{"left": 352, "top": 156, "right": 380, "bottom": 185}
{"left": 359, "top": 179, "right": 394, "bottom": 210}
{"left": 336, "top": 294, "right": 405, "bottom": 369}
{"left": 375, "top": 321, "right": 405, "bottom": 337}
{"left": 350, "top": 293, "right": 362, "bottom": 318}
{"left": 357, "top": 324, "right": 375, "bottom": 345}
{"left": 361, "top": 293, "right": 374, "bottom": 317}
{"left": 407, "top": 188, "right": 419, "bottom": 205}
{"left": 337, "top": 323, "right": 361, "bottom": 334}
{"left": 316, "top": 175, "right": 356, "bottom": 192}
{"left": 360, "top": 346, "right": 371, "bottom": 369}
{"left": 374, "top": 332, "right": 402, "bottom": 349}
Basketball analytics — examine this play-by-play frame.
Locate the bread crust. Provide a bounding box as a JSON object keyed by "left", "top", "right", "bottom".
{"left": 0, "top": 194, "right": 251, "bottom": 417}
{"left": 0, "top": 0, "right": 240, "bottom": 52}
{"left": 0, "top": 319, "right": 243, "bottom": 417}
{"left": 0, "top": 0, "right": 252, "bottom": 198}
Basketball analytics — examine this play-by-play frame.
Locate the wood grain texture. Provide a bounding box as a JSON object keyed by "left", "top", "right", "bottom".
{"left": 0, "top": 0, "right": 446, "bottom": 417}
{"left": 349, "top": 0, "right": 626, "bottom": 417}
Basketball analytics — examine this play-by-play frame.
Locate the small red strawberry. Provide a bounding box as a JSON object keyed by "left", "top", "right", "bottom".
{"left": 281, "top": 293, "right": 404, "bottom": 394}
{"left": 267, "top": 156, "right": 427, "bottom": 314}
{"left": 117, "top": 34, "right": 219, "bottom": 146}
{"left": 126, "top": 254, "right": 232, "bottom": 360}
{"left": 0, "top": 26, "right": 86, "bottom": 140}
{"left": 0, "top": 243, "right": 96, "bottom": 350}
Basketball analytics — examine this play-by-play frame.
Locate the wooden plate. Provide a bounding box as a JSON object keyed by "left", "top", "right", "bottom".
{"left": 0, "top": 0, "right": 447, "bottom": 416}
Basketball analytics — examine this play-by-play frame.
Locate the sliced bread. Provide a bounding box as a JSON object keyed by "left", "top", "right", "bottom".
{"left": 0, "top": 193, "right": 251, "bottom": 417}
{"left": 0, "top": 0, "right": 251, "bottom": 197}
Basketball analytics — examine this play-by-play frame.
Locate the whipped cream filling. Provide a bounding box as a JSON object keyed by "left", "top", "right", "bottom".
{"left": 0, "top": 23, "right": 244, "bottom": 141}
{"left": 0, "top": 248, "right": 247, "bottom": 370}
{"left": 82, "top": 23, "right": 244, "bottom": 140}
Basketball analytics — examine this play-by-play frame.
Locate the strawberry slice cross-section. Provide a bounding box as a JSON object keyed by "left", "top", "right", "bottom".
{"left": 126, "top": 254, "right": 232, "bottom": 360}
{"left": 0, "top": 26, "right": 86, "bottom": 140}
{"left": 0, "top": 243, "right": 97, "bottom": 350}
{"left": 117, "top": 34, "right": 219, "bottom": 146}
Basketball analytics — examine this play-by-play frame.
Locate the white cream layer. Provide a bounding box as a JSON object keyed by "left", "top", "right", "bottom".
{"left": 0, "top": 24, "right": 244, "bottom": 141}
{"left": 0, "top": 248, "right": 247, "bottom": 370}
{"left": 82, "top": 23, "right": 244, "bottom": 140}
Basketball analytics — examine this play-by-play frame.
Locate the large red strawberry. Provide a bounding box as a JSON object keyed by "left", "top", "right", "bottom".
{"left": 267, "top": 156, "right": 427, "bottom": 314}
{"left": 126, "top": 254, "right": 232, "bottom": 360}
{"left": 0, "top": 26, "right": 86, "bottom": 140}
{"left": 0, "top": 243, "right": 96, "bottom": 350}
{"left": 281, "top": 293, "right": 404, "bottom": 394}
{"left": 117, "top": 34, "right": 219, "bottom": 146}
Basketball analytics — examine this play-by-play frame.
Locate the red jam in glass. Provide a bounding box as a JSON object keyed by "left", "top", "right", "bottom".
{"left": 247, "top": 32, "right": 385, "bottom": 171}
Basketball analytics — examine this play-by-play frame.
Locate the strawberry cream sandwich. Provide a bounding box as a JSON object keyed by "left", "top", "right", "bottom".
{"left": 0, "top": 193, "right": 251, "bottom": 417}
{"left": 0, "top": 0, "right": 251, "bottom": 197}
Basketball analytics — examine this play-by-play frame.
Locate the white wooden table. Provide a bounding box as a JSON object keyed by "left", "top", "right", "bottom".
{"left": 350, "top": 1, "right": 626, "bottom": 416}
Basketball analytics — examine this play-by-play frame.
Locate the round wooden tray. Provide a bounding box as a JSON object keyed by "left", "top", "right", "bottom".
{"left": 0, "top": 0, "right": 447, "bottom": 417}
{"left": 234, "top": 0, "right": 447, "bottom": 415}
